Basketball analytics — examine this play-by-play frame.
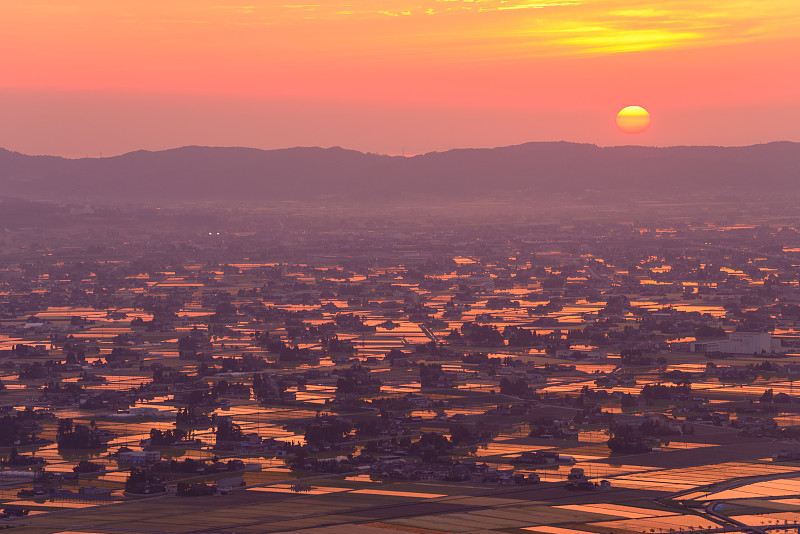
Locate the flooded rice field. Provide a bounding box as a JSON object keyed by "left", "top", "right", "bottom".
{"left": 5, "top": 218, "right": 800, "bottom": 533}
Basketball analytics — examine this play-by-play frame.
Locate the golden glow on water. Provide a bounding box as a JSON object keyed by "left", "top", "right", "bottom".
{"left": 731, "top": 512, "right": 800, "bottom": 524}
{"left": 590, "top": 514, "right": 721, "bottom": 531}
{"left": 350, "top": 488, "right": 447, "bottom": 498}
{"left": 249, "top": 484, "right": 351, "bottom": 495}
{"left": 704, "top": 479, "right": 800, "bottom": 500}
{"left": 555, "top": 504, "right": 676, "bottom": 518}
{"left": 12, "top": 218, "right": 800, "bottom": 532}
{"left": 610, "top": 462, "right": 800, "bottom": 495}
{"left": 524, "top": 528, "right": 600, "bottom": 534}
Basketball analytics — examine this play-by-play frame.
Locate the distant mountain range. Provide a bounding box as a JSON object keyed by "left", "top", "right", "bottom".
{"left": 1, "top": 142, "right": 798, "bottom": 204}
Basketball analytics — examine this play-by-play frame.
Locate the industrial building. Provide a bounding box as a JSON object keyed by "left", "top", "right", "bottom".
{"left": 690, "top": 332, "right": 781, "bottom": 355}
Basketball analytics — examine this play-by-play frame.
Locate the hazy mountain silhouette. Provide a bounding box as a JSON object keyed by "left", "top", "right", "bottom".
{"left": 1, "top": 142, "right": 798, "bottom": 203}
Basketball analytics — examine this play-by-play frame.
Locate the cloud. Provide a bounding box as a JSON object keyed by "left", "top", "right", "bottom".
{"left": 4, "top": 0, "right": 800, "bottom": 61}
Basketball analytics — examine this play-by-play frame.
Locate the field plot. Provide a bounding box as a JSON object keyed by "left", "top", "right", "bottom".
{"left": 588, "top": 514, "right": 722, "bottom": 532}
{"left": 7, "top": 215, "right": 800, "bottom": 534}
{"left": 608, "top": 461, "right": 800, "bottom": 492}
{"left": 695, "top": 477, "right": 800, "bottom": 500}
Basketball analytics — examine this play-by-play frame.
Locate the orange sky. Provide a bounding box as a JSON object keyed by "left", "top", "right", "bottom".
{"left": 1, "top": 0, "right": 799, "bottom": 156}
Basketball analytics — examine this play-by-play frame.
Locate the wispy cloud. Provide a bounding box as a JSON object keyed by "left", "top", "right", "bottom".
{"left": 213, "top": 0, "right": 800, "bottom": 56}
{"left": 492, "top": 2, "right": 582, "bottom": 11}
{"left": 7, "top": 0, "right": 800, "bottom": 59}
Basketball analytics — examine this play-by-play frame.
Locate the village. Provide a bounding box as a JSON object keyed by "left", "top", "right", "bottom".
{"left": 3, "top": 208, "right": 800, "bottom": 532}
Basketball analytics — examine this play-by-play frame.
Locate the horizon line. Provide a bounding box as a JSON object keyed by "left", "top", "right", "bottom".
{"left": 2, "top": 139, "right": 797, "bottom": 160}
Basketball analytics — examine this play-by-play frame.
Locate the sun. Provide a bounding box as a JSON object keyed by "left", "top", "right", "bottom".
{"left": 616, "top": 106, "right": 651, "bottom": 134}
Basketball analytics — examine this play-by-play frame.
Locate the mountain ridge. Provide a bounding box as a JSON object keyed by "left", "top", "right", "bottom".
{"left": 1, "top": 141, "right": 798, "bottom": 203}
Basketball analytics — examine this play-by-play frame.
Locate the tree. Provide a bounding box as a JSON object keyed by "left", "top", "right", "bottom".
{"left": 499, "top": 377, "right": 529, "bottom": 396}
{"left": 176, "top": 482, "right": 190, "bottom": 496}
{"left": 149, "top": 428, "right": 187, "bottom": 446}
{"left": 620, "top": 393, "right": 637, "bottom": 408}
{"left": 420, "top": 363, "right": 448, "bottom": 388}
{"left": 304, "top": 418, "right": 352, "bottom": 447}
{"left": 607, "top": 426, "right": 651, "bottom": 454}
{"left": 216, "top": 418, "right": 245, "bottom": 442}
{"left": 56, "top": 418, "right": 103, "bottom": 449}
{"left": 57, "top": 418, "right": 74, "bottom": 438}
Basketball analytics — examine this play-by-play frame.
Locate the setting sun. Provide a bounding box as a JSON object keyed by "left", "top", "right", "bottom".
{"left": 616, "top": 106, "right": 651, "bottom": 134}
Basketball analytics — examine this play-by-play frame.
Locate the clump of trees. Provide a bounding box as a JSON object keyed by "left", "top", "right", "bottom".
{"left": 606, "top": 425, "right": 651, "bottom": 455}
{"left": 503, "top": 326, "right": 537, "bottom": 347}
{"left": 695, "top": 325, "right": 726, "bottom": 338}
{"left": 56, "top": 418, "right": 104, "bottom": 449}
{"left": 215, "top": 417, "right": 245, "bottom": 442}
{"left": 449, "top": 424, "right": 494, "bottom": 446}
{"left": 148, "top": 428, "right": 187, "bottom": 446}
{"left": 73, "top": 460, "right": 105, "bottom": 474}
{"left": 125, "top": 467, "right": 166, "bottom": 494}
{"left": 640, "top": 384, "right": 690, "bottom": 402}
{"left": 619, "top": 349, "right": 655, "bottom": 366}
{"left": 419, "top": 363, "right": 449, "bottom": 388}
{"left": 1, "top": 447, "right": 46, "bottom": 467}
{"left": 336, "top": 365, "right": 381, "bottom": 394}
{"left": 304, "top": 417, "right": 352, "bottom": 448}
{"left": 460, "top": 322, "right": 504, "bottom": 347}
{"left": 0, "top": 415, "right": 48, "bottom": 447}
{"left": 18, "top": 361, "right": 53, "bottom": 380}
{"left": 499, "top": 377, "right": 530, "bottom": 396}
{"left": 528, "top": 417, "right": 568, "bottom": 439}
{"left": 409, "top": 432, "right": 454, "bottom": 463}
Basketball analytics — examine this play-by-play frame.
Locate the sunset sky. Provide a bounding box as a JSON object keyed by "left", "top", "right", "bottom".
{"left": 1, "top": 1, "right": 799, "bottom": 157}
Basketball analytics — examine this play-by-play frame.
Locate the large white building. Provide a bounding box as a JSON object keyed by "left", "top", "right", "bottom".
{"left": 691, "top": 332, "right": 780, "bottom": 355}
{"left": 119, "top": 450, "right": 161, "bottom": 465}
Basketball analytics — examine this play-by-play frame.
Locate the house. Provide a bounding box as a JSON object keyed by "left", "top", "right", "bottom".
{"left": 217, "top": 476, "right": 245, "bottom": 494}
{"left": 119, "top": 450, "right": 161, "bottom": 465}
